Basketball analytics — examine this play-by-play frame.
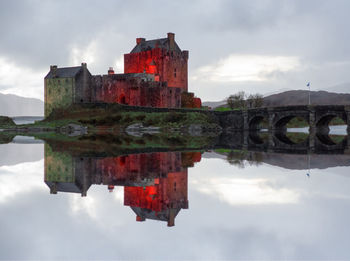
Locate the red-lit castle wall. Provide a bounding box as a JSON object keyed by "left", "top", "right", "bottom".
{"left": 95, "top": 152, "right": 184, "bottom": 187}
{"left": 124, "top": 33, "right": 188, "bottom": 92}
{"left": 91, "top": 74, "right": 181, "bottom": 108}
{"left": 123, "top": 170, "right": 189, "bottom": 212}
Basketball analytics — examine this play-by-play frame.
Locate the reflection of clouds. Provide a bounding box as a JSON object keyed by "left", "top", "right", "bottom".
{"left": 113, "top": 187, "right": 124, "bottom": 203}
{"left": 70, "top": 195, "right": 97, "bottom": 219}
{"left": 0, "top": 160, "right": 45, "bottom": 203}
{"left": 191, "top": 177, "right": 299, "bottom": 205}
{"left": 69, "top": 186, "right": 124, "bottom": 222}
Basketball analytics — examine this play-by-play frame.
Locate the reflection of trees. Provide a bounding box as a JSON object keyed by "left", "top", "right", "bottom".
{"left": 0, "top": 132, "right": 15, "bottom": 144}
{"left": 329, "top": 134, "right": 347, "bottom": 144}
{"left": 247, "top": 152, "right": 263, "bottom": 167}
{"left": 226, "top": 150, "right": 246, "bottom": 168}
{"left": 286, "top": 132, "right": 308, "bottom": 144}
{"left": 226, "top": 150, "right": 263, "bottom": 168}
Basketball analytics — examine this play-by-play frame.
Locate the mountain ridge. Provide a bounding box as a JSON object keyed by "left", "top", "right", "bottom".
{"left": 0, "top": 93, "right": 44, "bottom": 117}
{"left": 203, "top": 90, "right": 350, "bottom": 108}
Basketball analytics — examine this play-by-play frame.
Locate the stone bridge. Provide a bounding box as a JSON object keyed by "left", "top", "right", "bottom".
{"left": 214, "top": 105, "right": 350, "bottom": 132}
{"left": 213, "top": 105, "right": 350, "bottom": 152}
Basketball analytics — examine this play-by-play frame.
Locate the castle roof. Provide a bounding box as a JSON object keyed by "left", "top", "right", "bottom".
{"left": 130, "top": 206, "right": 181, "bottom": 222}
{"left": 130, "top": 38, "right": 181, "bottom": 53}
{"left": 45, "top": 66, "right": 82, "bottom": 79}
{"left": 45, "top": 181, "right": 83, "bottom": 193}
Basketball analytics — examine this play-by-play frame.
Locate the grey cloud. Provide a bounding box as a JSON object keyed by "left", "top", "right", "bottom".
{"left": 1, "top": 0, "right": 350, "bottom": 100}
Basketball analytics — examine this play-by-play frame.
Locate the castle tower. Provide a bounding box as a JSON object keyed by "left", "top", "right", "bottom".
{"left": 124, "top": 33, "right": 189, "bottom": 92}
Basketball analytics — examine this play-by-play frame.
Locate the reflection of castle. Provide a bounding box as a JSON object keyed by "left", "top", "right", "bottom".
{"left": 44, "top": 33, "right": 201, "bottom": 117}
{"left": 44, "top": 144, "right": 201, "bottom": 226}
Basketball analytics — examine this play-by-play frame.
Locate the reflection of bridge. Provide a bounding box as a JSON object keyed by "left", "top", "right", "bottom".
{"left": 215, "top": 131, "right": 349, "bottom": 154}
{"left": 215, "top": 105, "right": 350, "bottom": 132}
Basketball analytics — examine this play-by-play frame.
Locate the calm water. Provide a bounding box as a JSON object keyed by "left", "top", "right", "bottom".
{"left": 11, "top": 116, "right": 44, "bottom": 125}
{"left": 0, "top": 138, "right": 350, "bottom": 260}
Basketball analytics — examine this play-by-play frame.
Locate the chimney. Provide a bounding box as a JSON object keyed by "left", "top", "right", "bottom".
{"left": 50, "top": 182, "right": 58, "bottom": 194}
{"left": 136, "top": 38, "right": 146, "bottom": 45}
{"left": 182, "top": 50, "right": 189, "bottom": 60}
{"left": 167, "top": 32, "right": 175, "bottom": 50}
{"left": 108, "top": 67, "right": 115, "bottom": 75}
{"left": 81, "top": 62, "right": 87, "bottom": 68}
{"left": 167, "top": 209, "right": 176, "bottom": 227}
{"left": 50, "top": 65, "right": 57, "bottom": 77}
{"left": 136, "top": 215, "right": 146, "bottom": 222}
{"left": 108, "top": 184, "right": 115, "bottom": 192}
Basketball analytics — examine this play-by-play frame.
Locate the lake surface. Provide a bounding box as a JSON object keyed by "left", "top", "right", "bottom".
{"left": 11, "top": 116, "right": 44, "bottom": 125}
{"left": 0, "top": 136, "right": 350, "bottom": 260}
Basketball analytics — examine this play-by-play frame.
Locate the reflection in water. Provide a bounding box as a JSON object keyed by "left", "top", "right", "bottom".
{"left": 44, "top": 144, "right": 201, "bottom": 226}
{"left": 1, "top": 133, "right": 350, "bottom": 259}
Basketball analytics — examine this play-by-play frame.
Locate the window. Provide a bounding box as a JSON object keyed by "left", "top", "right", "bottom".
{"left": 174, "top": 68, "right": 177, "bottom": 78}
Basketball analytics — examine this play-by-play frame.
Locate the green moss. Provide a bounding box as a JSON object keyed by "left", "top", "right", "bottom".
{"left": 214, "top": 148, "right": 232, "bottom": 153}
{"left": 36, "top": 104, "right": 219, "bottom": 130}
{"left": 214, "top": 107, "right": 232, "bottom": 112}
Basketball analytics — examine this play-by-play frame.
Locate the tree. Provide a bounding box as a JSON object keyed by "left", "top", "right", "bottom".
{"left": 246, "top": 93, "right": 264, "bottom": 108}
{"left": 227, "top": 91, "right": 263, "bottom": 110}
{"left": 252, "top": 93, "right": 264, "bottom": 108}
{"left": 227, "top": 91, "right": 246, "bottom": 110}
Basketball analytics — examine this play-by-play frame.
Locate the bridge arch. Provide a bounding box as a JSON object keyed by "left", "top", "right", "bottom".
{"left": 315, "top": 132, "right": 347, "bottom": 151}
{"left": 248, "top": 115, "right": 266, "bottom": 130}
{"left": 274, "top": 115, "right": 309, "bottom": 130}
{"left": 316, "top": 113, "right": 346, "bottom": 131}
{"left": 248, "top": 131, "right": 266, "bottom": 145}
{"left": 274, "top": 131, "right": 308, "bottom": 145}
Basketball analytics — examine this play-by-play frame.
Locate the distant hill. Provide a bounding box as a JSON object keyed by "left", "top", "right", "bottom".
{"left": 202, "top": 100, "right": 227, "bottom": 108}
{"left": 0, "top": 93, "right": 43, "bottom": 117}
{"left": 263, "top": 90, "right": 350, "bottom": 107}
{"left": 203, "top": 90, "right": 350, "bottom": 109}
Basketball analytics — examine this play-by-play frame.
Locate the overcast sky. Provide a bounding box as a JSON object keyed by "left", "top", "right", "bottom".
{"left": 0, "top": 0, "right": 349, "bottom": 101}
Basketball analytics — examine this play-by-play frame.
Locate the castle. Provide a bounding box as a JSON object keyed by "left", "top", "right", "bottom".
{"left": 44, "top": 33, "right": 201, "bottom": 117}
{"left": 44, "top": 144, "right": 202, "bottom": 227}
